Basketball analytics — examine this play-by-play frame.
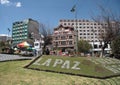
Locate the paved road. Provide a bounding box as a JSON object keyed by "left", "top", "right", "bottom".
{"left": 0, "top": 54, "right": 34, "bottom": 62}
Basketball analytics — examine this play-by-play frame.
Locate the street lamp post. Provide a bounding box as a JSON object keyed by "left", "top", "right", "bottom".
{"left": 92, "top": 24, "right": 95, "bottom": 57}
{"left": 71, "top": 5, "right": 78, "bottom": 55}
{"left": 7, "top": 28, "right": 10, "bottom": 41}
{"left": 75, "top": 16, "right": 78, "bottom": 55}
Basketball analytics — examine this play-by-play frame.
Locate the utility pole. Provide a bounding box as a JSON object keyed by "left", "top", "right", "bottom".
{"left": 91, "top": 24, "right": 95, "bottom": 57}
{"left": 71, "top": 4, "right": 78, "bottom": 55}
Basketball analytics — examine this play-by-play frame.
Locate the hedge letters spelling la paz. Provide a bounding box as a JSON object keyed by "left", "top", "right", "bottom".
{"left": 33, "top": 57, "right": 80, "bottom": 70}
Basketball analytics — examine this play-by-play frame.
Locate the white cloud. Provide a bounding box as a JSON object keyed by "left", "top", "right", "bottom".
{"left": 0, "top": 0, "right": 22, "bottom": 7}
{"left": 15, "top": 2, "right": 21, "bottom": 7}
{"left": 0, "top": 0, "right": 10, "bottom": 5}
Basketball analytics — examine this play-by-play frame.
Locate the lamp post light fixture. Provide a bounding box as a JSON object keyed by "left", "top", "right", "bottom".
{"left": 91, "top": 24, "right": 95, "bottom": 57}
{"left": 71, "top": 5, "right": 78, "bottom": 54}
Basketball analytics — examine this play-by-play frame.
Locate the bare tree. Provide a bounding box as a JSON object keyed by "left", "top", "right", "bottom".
{"left": 92, "top": 7, "right": 120, "bottom": 57}
{"left": 39, "top": 23, "right": 52, "bottom": 51}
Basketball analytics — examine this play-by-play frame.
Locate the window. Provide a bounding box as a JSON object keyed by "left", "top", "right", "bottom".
{"left": 83, "top": 23, "right": 85, "bottom": 25}
{"left": 64, "top": 23, "right": 66, "bottom": 25}
{"left": 80, "top": 33, "right": 82, "bottom": 35}
{"left": 55, "top": 37, "right": 58, "bottom": 40}
{"left": 69, "top": 41, "right": 72, "bottom": 45}
{"left": 87, "top": 33, "right": 90, "bottom": 35}
{"left": 55, "top": 42, "right": 58, "bottom": 46}
{"left": 61, "top": 41, "right": 66, "bottom": 45}
{"left": 68, "top": 23, "right": 70, "bottom": 25}
{"left": 35, "top": 43, "right": 39, "bottom": 46}
{"left": 69, "top": 36, "right": 72, "bottom": 39}
{"left": 79, "top": 23, "right": 82, "bottom": 25}
{"left": 61, "top": 36, "right": 65, "bottom": 39}
{"left": 87, "top": 30, "right": 89, "bottom": 32}
{"left": 99, "top": 45, "right": 102, "bottom": 48}
{"left": 94, "top": 44, "right": 97, "bottom": 48}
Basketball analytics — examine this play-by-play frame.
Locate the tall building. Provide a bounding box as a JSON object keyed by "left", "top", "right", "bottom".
{"left": 59, "top": 19, "right": 111, "bottom": 53}
{"left": 12, "top": 18, "right": 39, "bottom": 46}
{"left": 52, "top": 25, "right": 75, "bottom": 50}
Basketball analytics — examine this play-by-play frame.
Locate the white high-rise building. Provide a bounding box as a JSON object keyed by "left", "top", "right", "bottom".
{"left": 59, "top": 19, "right": 111, "bottom": 53}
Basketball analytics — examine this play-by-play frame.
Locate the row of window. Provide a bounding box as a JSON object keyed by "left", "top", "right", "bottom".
{"left": 12, "top": 27, "right": 27, "bottom": 31}
{"left": 93, "top": 44, "right": 108, "bottom": 49}
{"left": 62, "top": 23, "right": 101, "bottom": 26}
{"left": 61, "top": 22, "right": 108, "bottom": 26}
{"left": 13, "top": 40, "right": 22, "bottom": 44}
{"left": 79, "top": 30, "right": 104, "bottom": 32}
{"left": 60, "top": 19, "right": 90, "bottom": 22}
{"left": 55, "top": 35, "right": 73, "bottom": 40}
{"left": 77, "top": 26, "right": 102, "bottom": 29}
{"left": 55, "top": 41, "right": 73, "bottom": 46}
{"left": 79, "top": 36, "right": 100, "bottom": 39}
{"left": 13, "top": 23, "right": 27, "bottom": 27}
{"left": 79, "top": 33, "right": 100, "bottom": 35}
{"left": 12, "top": 34, "right": 27, "bottom": 38}
{"left": 13, "top": 37, "right": 27, "bottom": 40}
{"left": 12, "top": 30, "right": 27, "bottom": 34}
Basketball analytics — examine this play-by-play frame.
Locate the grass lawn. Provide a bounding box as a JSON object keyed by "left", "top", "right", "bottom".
{"left": 27, "top": 55, "right": 120, "bottom": 79}
{"left": 0, "top": 57, "right": 120, "bottom": 85}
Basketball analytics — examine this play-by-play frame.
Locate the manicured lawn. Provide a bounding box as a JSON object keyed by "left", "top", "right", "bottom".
{"left": 27, "top": 55, "right": 120, "bottom": 78}
{"left": 0, "top": 58, "right": 120, "bottom": 85}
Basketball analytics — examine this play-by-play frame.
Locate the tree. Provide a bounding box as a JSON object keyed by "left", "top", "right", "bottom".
{"left": 39, "top": 23, "right": 52, "bottom": 50}
{"left": 0, "top": 40, "right": 11, "bottom": 53}
{"left": 111, "top": 35, "right": 120, "bottom": 59}
{"left": 0, "top": 41, "right": 5, "bottom": 47}
{"left": 92, "top": 7, "right": 120, "bottom": 57}
{"left": 78, "top": 40, "right": 92, "bottom": 53}
{"left": 0, "top": 41, "right": 5, "bottom": 52}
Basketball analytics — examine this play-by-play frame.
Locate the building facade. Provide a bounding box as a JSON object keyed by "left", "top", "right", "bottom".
{"left": 52, "top": 25, "right": 75, "bottom": 50}
{"left": 59, "top": 19, "right": 111, "bottom": 53}
{"left": 34, "top": 34, "right": 44, "bottom": 56}
{"left": 12, "top": 18, "right": 39, "bottom": 46}
{"left": 0, "top": 34, "right": 11, "bottom": 41}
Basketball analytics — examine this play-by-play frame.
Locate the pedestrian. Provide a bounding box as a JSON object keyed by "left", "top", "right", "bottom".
{"left": 46, "top": 48, "right": 50, "bottom": 55}
{"left": 33, "top": 49, "right": 37, "bottom": 56}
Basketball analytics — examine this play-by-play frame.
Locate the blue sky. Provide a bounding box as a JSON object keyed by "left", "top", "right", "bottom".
{"left": 0, "top": 0, "right": 120, "bottom": 35}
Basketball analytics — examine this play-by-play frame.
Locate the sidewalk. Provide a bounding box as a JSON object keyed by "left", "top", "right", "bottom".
{"left": 0, "top": 54, "right": 34, "bottom": 62}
